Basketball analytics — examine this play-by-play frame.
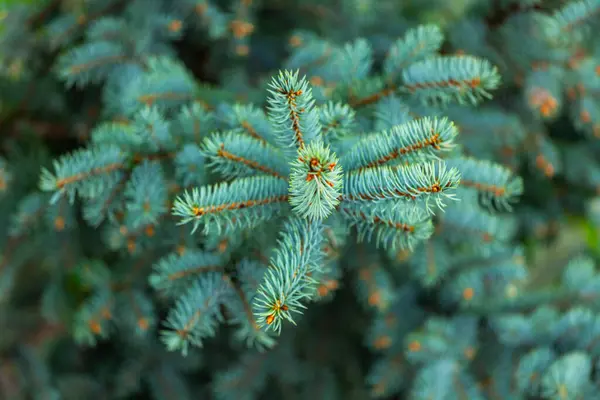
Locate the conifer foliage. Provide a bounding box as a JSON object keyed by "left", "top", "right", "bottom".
{"left": 0, "top": 0, "right": 599, "bottom": 399}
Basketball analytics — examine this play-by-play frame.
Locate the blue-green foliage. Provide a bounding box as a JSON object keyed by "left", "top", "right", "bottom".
{"left": 2, "top": 0, "right": 600, "bottom": 399}
{"left": 170, "top": 67, "right": 462, "bottom": 340}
